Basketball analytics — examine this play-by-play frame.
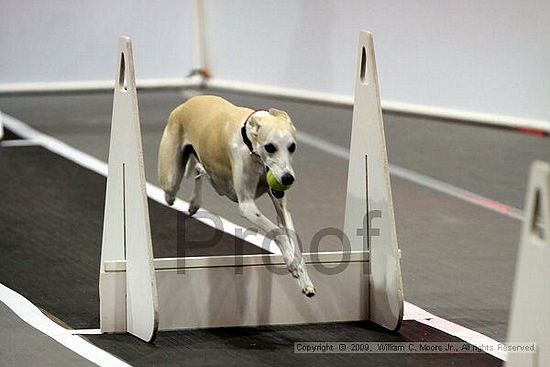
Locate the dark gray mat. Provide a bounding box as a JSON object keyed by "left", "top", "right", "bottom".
{"left": 0, "top": 142, "right": 503, "bottom": 366}
{"left": 0, "top": 89, "right": 535, "bottom": 342}
{"left": 87, "top": 320, "right": 502, "bottom": 367}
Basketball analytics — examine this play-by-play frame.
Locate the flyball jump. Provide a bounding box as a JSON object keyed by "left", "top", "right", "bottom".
{"left": 99, "top": 31, "right": 403, "bottom": 342}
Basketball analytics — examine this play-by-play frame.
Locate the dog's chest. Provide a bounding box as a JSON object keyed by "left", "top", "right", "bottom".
{"left": 205, "top": 156, "right": 268, "bottom": 202}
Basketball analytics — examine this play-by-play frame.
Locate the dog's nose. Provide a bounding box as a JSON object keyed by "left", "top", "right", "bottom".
{"left": 281, "top": 173, "right": 295, "bottom": 186}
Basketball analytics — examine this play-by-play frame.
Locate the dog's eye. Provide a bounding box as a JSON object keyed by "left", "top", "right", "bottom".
{"left": 264, "top": 143, "right": 277, "bottom": 153}
{"left": 288, "top": 143, "right": 296, "bottom": 153}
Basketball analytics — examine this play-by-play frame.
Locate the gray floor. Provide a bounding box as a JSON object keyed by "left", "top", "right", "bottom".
{"left": 0, "top": 303, "right": 97, "bottom": 367}
{"left": 0, "top": 89, "right": 548, "bottom": 353}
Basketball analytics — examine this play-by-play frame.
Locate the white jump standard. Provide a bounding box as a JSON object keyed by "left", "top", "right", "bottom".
{"left": 506, "top": 161, "right": 550, "bottom": 367}
{"left": 99, "top": 31, "right": 404, "bottom": 342}
{"left": 100, "top": 37, "right": 158, "bottom": 342}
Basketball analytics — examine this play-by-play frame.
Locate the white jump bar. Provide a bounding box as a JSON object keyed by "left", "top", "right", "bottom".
{"left": 104, "top": 251, "right": 370, "bottom": 272}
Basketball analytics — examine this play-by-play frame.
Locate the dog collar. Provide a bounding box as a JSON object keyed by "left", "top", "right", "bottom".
{"left": 241, "top": 110, "right": 266, "bottom": 157}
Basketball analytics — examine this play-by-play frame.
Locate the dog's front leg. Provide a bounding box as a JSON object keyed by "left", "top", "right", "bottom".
{"left": 238, "top": 199, "right": 320, "bottom": 296}
{"left": 270, "top": 194, "right": 316, "bottom": 297}
{"left": 233, "top": 165, "right": 295, "bottom": 274}
{"left": 237, "top": 199, "right": 294, "bottom": 267}
{"left": 233, "top": 156, "right": 313, "bottom": 295}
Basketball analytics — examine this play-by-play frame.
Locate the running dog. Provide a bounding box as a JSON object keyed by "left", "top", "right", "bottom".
{"left": 158, "top": 95, "right": 315, "bottom": 297}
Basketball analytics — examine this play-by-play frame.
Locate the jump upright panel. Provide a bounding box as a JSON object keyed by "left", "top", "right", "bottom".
{"left": 506, "top": 161, "right": 550, "bottom": 367}
{"left": 343, "top": 31, "right": 404, "bottom": 331}
{"left": 100, "top": 36, "right": 158, "bottom": 342}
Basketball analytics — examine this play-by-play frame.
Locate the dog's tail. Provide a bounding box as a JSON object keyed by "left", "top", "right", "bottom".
{"left": 158, "top": 111, "right": 186, "bottom": 206}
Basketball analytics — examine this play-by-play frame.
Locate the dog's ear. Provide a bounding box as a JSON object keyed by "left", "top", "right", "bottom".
{"left": 268, "top": 108, "right": 290, "bottom": 121}
{"left": 248, "top": 115, "right": 261, "bottom": 136}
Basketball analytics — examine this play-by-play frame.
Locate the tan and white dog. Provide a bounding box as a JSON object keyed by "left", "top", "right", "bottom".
{"left": 158, "top": 95, "right": 315, "bottom": 297}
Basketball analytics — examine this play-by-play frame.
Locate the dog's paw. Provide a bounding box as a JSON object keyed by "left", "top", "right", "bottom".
{"left": 295, "top": 269, "right": 316, "bottom": 297}
{"left": 302, "top": 285, "right": 316, "bottom": 298}
{"left": 165, "top": 193, "right": 175, "bottom": 206}
{"left": 188, "top": 201, "right": 200, "bottom": 216}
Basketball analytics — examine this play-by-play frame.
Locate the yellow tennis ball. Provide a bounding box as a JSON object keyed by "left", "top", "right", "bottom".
{"left": 266, "top": 170, "right": 291, "bottom": 192}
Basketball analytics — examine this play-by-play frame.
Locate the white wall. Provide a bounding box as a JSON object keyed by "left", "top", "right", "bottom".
{"left": 0, "top": 0, "right": 193, "bottom": 83}
{"left": 206, "top": 0, "right": 550, "bottom": 122}
{"left": 1, "top": 0, "right": 548, "bottom": 124}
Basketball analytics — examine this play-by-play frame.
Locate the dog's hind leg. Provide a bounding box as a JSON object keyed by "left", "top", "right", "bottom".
{"left": 187, "top": 162, "right": 205, "bottom": 216}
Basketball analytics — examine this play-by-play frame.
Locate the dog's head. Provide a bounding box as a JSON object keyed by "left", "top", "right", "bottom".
{"left": 247, "top": 108, "right": 297, "bottom": 186}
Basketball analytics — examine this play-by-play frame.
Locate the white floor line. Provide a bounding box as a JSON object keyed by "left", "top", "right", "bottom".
{"left": 0, "top": 138, "right": 41, "bottom": 147}
{"left": 0, "top": 283, "right": 131, "bottom": 367}
{"left": 403, "top": 302, "right": 506, "bottom": 361}
{"left": 297, "top": 131, "right": 524, "bottom": 221}
{"left": 3, "top": 112, "right": 507, "bottom": 362}
{"left": 2, "top": 114, "right": 280, "bottom": 255}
